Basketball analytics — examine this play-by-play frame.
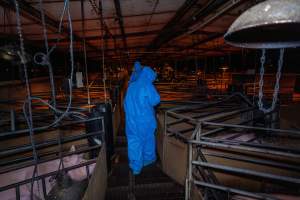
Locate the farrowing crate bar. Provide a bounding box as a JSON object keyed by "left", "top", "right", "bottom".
{"left": 0, "top": 110, "right": 109, "bottom": 199}
{"left": 187, "top": 122, "right": 300, "bottom": 200}
{"left": 156, "top": 93, "right": 300, "bottom": 199}
{"left": 157, "top": 93, "right": 258, "bottom": 185}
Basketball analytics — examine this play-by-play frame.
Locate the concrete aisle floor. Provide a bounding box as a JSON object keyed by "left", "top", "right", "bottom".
{"left": 105, "top": 134, "right": 185, "bottom": 200}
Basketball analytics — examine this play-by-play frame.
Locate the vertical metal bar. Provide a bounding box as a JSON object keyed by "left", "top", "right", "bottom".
{"left": 101, "top": 116, "right": 105, "bottom": 134}
{"left": 15, "top": 186, "right": 20, "bottom": 200}
{"left": 100, "top": 0, "right": 107, "bottom": 103}
{"left": 10, "top": 109, "right": 16, "bottom": 131}
{"left": 81, "top": 0, "right": 91, "bottom": 111}
{"left": 42, "top": 177, "right": 47, "bottom": 198}
{"left": 164, "top": 111, "right": 168, "bottom": 136}
{"left": 85, "top": 165, "right": 90, "bottom": 181}
{"left": 185, "top": 176, "right": 189, "bottom": 200}
{"left": 162, "top": 111, "right": 168, "bottom": 176}
{"left": 196, "top": 122, "right": 202, "bottom": 141}
{"left": 187, "top": 140, "right": 193, "bottom": 200}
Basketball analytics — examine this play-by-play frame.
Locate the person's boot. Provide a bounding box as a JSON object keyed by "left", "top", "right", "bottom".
{"left": 128, "top": 170, "right": 136, "bottom": 200}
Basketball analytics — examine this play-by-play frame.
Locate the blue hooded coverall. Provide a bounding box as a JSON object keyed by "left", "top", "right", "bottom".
{"left": 129, "top": 61, "right": 142, "bottom": 83}
{"left": 124, "top": 67, "right": 160, "bottom": 175}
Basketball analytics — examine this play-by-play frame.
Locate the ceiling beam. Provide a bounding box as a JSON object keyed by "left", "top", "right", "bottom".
{"left": 84, "top": 45, "right": 146, "bottom": 53}
{"left": 28, "top": 0, "right": 81, "bottom": 3}
{"left": 0, "top": 0, "right": 100, "bottom": 53}
{"left": 177, "top": 0, "right": 242, "bottom": 38}
{"left": 113, "top": 0, "right": 127, "bottom": 51}
{"left": 147, "top": 0, "right": 199, "bottom": 50}
{"left": 181, "top": 32, "right": 224, "bottom": 50}
{"left": 30, "top": 30, "right": 160, "bottom": 43}
{"left": 147, "top": 0, "right": 242, "bottom": 51}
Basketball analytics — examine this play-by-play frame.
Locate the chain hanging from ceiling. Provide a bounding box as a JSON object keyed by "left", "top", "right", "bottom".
{"left": 257, "top": 49, "right": 284, "bottom": 113}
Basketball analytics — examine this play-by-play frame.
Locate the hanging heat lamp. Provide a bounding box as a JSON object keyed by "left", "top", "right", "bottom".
{"left": 224, "top": 0, "right": 300, "bottom": 113}
{"left": 0, "top": 44, "right": 31, "bottom": 64}
{"left": 224, "top": 0, "right": 300, "bottom": 49}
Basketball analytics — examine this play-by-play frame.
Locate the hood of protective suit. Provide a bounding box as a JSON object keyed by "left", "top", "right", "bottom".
{"left": 137, "top": 66, "right": 157, "bottom": 83}
{"left": 129, "top": 61, "right": 143, "bottom": 83}
{"left": 134, "top": 61, "right": 142, "bottom": 72}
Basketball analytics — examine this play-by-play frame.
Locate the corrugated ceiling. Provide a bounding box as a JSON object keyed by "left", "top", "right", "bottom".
{"left": 0, "top": 0, "right": 262, "bottom": 62}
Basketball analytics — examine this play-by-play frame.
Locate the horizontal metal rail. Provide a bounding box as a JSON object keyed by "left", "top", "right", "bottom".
{"left": 190, "top": 140, "right": 300, "bottom": 159}
{"left": 192, "top": 161, "right": 300, "bottom": 185}
{"left": 200, "top": 136, "right": 300, "bottom": 154}
{"left": 0, "top": 145, "right": 101, "bottom": 174}
{"left": 0, "top": 159, "right": 96, "bottom": 193}
{"left": 0, "top": 130, "right": 103, "bottom": 159}
{"left": 0, "top": 116, "right": 103, "bottom": 138}
{"left": 202, "top": 121, "right": 300, "bottom": 137}
{"left": 203, "top": 152, "right": 300, "bottom": 172}
{"left": 193, "top": 181, "right": 278, "bottom": 200}
{"left": 167, "top": 107, "right": 254, "bottom": 129}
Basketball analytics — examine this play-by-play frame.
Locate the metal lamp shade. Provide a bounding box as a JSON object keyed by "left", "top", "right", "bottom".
{"left": 224, "top": 0, "right": 300, "bottom": 49}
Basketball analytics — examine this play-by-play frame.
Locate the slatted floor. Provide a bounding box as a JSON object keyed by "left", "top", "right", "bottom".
{"left": 105, "top": 135, "right": 185, "bottom": 200}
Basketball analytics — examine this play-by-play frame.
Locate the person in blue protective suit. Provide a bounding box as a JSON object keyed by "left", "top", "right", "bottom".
{"left": 124, "top": 66, "right": 160, "bottom": 175}
{"left": 129, "top": 61, "right": 143, "bottom": 83}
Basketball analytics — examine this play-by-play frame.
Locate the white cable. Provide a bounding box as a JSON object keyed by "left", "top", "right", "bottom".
{"left": 13, "top": 1, "right": 38, "bottom": 199}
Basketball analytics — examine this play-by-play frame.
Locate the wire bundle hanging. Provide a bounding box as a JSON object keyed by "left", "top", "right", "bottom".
{"left": 13, "top": 0, "right": 79, "bottom": 198}
{"left": 13, "top": 1, "right": 38, "bottom": 199}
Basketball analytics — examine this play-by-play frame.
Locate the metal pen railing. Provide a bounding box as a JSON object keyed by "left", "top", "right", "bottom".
{"left": 0, "top": 115, "right": 105, "bottom": 199}
{"left": 161, "top": 94, "right": 300, "bottom": 200}
{"left": 0, "top": 159, "right": 97, "bottom": 200}
{"left": 186, "top": 122, "right": 300, "bottom": 200}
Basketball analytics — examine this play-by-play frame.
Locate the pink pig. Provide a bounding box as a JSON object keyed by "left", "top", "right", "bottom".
{"left": 0, "top": 145, "right": 96, "bottom": 200}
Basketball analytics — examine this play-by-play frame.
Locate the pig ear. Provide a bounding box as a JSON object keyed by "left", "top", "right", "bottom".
{"left": 70, "top": 145, "right": 76, "bottom": 152}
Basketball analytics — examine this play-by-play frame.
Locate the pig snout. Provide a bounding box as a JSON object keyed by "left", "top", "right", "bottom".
{"left": 68, "top": 163, "right": 96, "bottom": 182}
{"left": 64, "top": 151, "right": 96, "bottom": 182}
